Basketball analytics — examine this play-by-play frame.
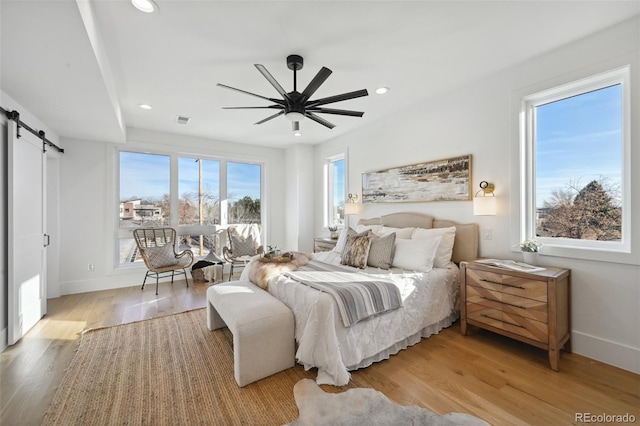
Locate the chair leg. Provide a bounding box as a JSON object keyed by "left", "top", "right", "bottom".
{"left": 228, "top": 264, "right": 233, "bottom": 281}
{"left": 184, "top": 269, "right": 189, "bottom": 287}
{"left": 155, "top": 274, "right": 159, "bottom": 295}
{"left": 171, "top": 270, "right": 175, "bottom": 283}
{"left": 142, "top": 271, "right": 149, "bottom": 291}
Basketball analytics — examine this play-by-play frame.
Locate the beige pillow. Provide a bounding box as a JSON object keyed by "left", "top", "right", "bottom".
{"left": 145, "top": 244, "right": 178, "bottom": 268}
{"left": 232, "top": 234, "right": 257, "bottom": 257}
{"left": 376, "top": 226, "right": 414, "bottom": 239}
{"left": 367, "top": 232, "right": 396, "bottom": 269}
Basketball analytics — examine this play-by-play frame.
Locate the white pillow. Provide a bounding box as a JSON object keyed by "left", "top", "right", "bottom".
{"left": 391, "top": 236, "right": 442, "bottom": 272}
{"left": 333, "top": 228, "right": 350, "bottom": 253}
{"left": 412, "top": 226, "right": 456, "bottom": 268}
{"left": 377, "top": 226, "right": 414, "bottom": 239}
{"left": 355, "top": 224, "right": 382, "bottom": 235}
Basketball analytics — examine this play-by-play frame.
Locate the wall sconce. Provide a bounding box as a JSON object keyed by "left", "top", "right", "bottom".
{"left": 473, "top": 181, "right": 497, "bottom": 216}
{"left": 344, "top": 193, "right": 360, "bottom": 215}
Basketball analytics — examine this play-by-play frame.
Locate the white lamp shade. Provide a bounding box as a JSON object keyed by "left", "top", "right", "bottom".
{"left": 473, "top": 196, "right": 496, "bottom": 216}
{"left": 344, "top": 202, "right": 359, "bottom": 215}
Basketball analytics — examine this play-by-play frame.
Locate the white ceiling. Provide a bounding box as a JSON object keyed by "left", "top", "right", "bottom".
{"left": 2, "top": 1, "right": 638, "bottom": 148}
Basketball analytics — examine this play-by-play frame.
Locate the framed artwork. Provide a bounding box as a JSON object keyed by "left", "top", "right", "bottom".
{"left": 362, "top": 154, "right": 471, "bottom": 203}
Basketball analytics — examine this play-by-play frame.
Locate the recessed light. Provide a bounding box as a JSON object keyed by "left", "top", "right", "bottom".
{"left": 131, "top": 0, "right": 158, "bottom": 13}
{"left": 293, "top": 131, "right": 302, "bottom": 137}
{"left": 138, "top": 104, "right": 152, "bottom": 110}
{"left": 375, "top": 87, "right": 390, "bottom": 95}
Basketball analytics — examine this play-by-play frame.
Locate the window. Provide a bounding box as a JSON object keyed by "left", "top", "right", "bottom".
{"left": 326, "top": 154, "right": 346, "bottom": 228}
{"left": 227, "top": 162, "right": 261, "bottom": 224}
{"left": 119, "top": 152, "right": 170, "bottom": 228}
{"left": 521, "top": 67, "right": 629, "bottom": 254}
{"left": 178, "top": 157, "right": 220, "bottom": 225}
{"left": 117, "top": 151, "right": 263, "bottom": 266}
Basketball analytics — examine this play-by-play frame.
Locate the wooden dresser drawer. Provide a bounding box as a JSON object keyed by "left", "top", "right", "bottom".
{"left": 467, "top": 302, "right": 548, "bottom": 343}
{"left": 466, "top": 285, "right": 548, "bottom": 323}
{"left": 466, "top": 268, "right": 547, "bottom": 302}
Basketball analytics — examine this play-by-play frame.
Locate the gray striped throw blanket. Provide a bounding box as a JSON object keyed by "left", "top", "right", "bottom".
{"left": 284, "top": 260, "right": 402, "bottom": 327}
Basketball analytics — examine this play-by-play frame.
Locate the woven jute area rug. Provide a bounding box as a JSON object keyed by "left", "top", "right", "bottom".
{"left": 42, "top": 308, "right": 365, "bottom": 426}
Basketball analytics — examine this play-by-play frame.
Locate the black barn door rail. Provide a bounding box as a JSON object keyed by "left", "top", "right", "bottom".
{"left": 1, "top": 106, "right": 65, "bottom": 153}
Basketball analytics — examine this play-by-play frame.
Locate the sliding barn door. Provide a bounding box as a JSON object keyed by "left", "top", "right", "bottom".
{"left": 8, "top": 120, "right": 47, "bottom": 345}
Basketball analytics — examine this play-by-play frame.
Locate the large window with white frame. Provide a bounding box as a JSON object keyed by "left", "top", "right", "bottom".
{"left": 520, "top": 66, "right": 630, "bottom": 255}
{"left": 325, "top": 153, "right": 346, "bottom": 228}
{"left": 117, "top": 150, "right": 263, "bottom": 266}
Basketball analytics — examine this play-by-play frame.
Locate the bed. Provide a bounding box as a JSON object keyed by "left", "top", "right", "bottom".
{"left": 242, "top": 212, "right": 478, "bottom": 385}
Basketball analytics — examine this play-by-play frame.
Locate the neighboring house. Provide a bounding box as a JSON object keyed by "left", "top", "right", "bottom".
{"left": 119, "top": 200, "right": 139, "bottom": 221}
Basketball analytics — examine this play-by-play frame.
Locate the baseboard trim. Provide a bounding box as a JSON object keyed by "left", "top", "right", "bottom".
{"left": 0, "top": 327, "right": 7, "bottom": 353}
{"left": 59, "top": 273, "right": 194, "bottom": 296}
{"left": 572, "top": 330, "right": 640, "bottom": 374}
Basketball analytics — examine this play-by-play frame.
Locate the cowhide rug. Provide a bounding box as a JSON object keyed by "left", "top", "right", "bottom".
{"left": 286, "top": 379, "right": 491, "bottom": 426}
{"left": 248, "top": 252, "right": 311, "bottom": 289}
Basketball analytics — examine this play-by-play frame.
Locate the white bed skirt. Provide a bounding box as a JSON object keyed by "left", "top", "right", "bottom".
{"left": 346, "top": 312, "right": 459, "bottom": 371}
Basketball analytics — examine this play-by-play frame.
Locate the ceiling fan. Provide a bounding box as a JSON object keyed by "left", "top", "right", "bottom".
{"left": 217, "top": 54, "right": 368, "bottom": 133}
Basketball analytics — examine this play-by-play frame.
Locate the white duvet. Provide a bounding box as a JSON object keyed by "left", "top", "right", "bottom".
{"left": 264, "top": 250, "right": 460, "bottom": 385}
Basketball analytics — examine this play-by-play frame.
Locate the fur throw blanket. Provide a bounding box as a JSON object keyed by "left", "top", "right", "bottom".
{"left": 248, "top": 252, "right": 311, "bottom": 289}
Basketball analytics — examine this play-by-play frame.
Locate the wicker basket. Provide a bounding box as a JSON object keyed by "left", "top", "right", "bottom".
{"left": 191, "top": 268, "right": 206, "bottom": 282}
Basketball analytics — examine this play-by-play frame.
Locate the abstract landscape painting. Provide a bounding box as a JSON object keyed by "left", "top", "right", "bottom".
{"left": 362, "top": 155, "right": 471, "bottom": 203}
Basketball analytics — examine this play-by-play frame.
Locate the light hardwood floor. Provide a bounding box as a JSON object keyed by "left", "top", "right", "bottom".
{"left": 1, "top": 279, "right": 639, "bottom": 425}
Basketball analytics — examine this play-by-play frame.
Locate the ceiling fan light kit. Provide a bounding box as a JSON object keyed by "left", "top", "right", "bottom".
{"left": 218, "top": 54, "right": 368, "bottom": 133}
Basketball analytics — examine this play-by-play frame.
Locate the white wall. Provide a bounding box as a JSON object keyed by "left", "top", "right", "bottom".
{"left": 284, "top": 144, "right": 315, "bottom": 253}
{"left": 314, "top": 17, "right": 640, "bottom": 374}
{"left": 57, "top": 127, "right": 287, "bottom": 295}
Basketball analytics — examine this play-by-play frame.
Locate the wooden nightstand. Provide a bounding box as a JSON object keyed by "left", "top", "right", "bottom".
{"left": 460, "top": 260, "right": 571, "bottom": 371}
{"left": 314, "top": 237, "right": 337, "bottom": 252}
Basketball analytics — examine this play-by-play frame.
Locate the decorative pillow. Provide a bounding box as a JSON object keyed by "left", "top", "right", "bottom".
{"left": 412, "top": 226, "right": 456, "bottom": 268}
{"left": 231, "top": 234, "right": 257, "bottom": 257}
{"left": 391, "top": 236, "right": 442, "bottom": 272}
{"left": 341, "top": 234, "right": 372, "bottom": 269}
{"left": 355, "top": 224, "right": 382, "bottom": 235}
{"left": 376, "top": 226, "right": 414, "bottom": 239}
{"left": 333, "top": 228, "right": 350, "bottom": 253}
{"left": 367, "top": 232, "right": 396, "bottom": 269}
{"left": 145, "top": 244, "right": 179, "bottom": 268}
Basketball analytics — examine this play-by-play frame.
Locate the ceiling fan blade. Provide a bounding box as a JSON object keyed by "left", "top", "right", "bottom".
{"left": 217, "top": 83, "right": 285, "bottom": 106}
{"left": 306, "top": 107, "right": 364, "bottom": 117}
{"left": 222, "top": 105, "right": 283, "bottom": 110}
{"left": 306, "top": 89, "right": 369, "bottom": 108}
{"left": 300, "top": 67, "right": 332, "bottom": 102}
{"left": 255, "top": 64, "right": 291, "bottom": 101}
{"left": 254, "top": 110, "right": 285, "bottom": 125}
{"left": 305, "top": 112, "right": 335, "bottom": 129}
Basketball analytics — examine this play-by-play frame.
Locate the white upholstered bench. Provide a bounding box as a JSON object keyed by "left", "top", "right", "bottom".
{"left": 206, "top": 281, "right": 295, "bottom": 387}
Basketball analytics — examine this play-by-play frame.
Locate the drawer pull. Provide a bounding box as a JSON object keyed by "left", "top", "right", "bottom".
{"left": 479, "top": 279, "right": 525, "bottom": 290}
{"left": 479, "top": 296, "right": 525, "bottom": 310}
{"left": 481, "top": 314, "right": 525, "bottom": 328}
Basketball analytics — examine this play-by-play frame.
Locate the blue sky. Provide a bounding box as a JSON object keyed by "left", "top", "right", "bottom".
{"left": 120, "top": 152, "right": 169, "bottom": 200}
{"left": 120, "top": 153, "right": 261, "bottom": 201}
{"left": 535, "top": 84, "right": 621, "bottom": 208}
{"left": 333, "top": 159, "right": 345, "bottom": 206}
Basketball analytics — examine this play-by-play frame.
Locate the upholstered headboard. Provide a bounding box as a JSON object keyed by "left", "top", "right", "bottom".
{"left": 359, "top": 212, "right": 479, "bottom": 263}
